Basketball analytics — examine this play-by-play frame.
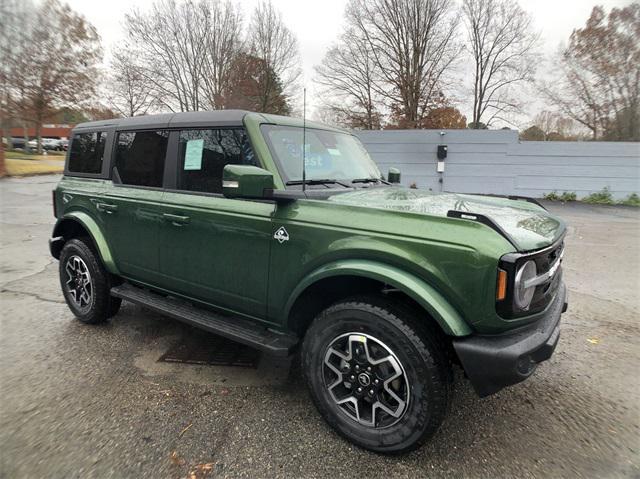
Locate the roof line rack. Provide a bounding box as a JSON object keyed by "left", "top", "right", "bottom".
{"left": 447, "top": 210, "right": 518, "bottom": 248}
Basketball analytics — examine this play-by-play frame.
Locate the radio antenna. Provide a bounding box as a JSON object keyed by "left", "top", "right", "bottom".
{"left": 302, "top": 87, "right": 306, "bottom": 193}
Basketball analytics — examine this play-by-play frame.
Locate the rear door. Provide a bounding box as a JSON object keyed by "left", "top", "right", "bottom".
{"left": 101, "top": 130, "right": 170, "bottom": 286}
{"left": 157, "top": 128, "right": 274, "bottom": 320}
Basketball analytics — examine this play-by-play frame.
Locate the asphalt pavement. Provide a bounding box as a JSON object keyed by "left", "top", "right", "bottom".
{"left": 1, "top": 175, "right": 638, "bottom": 478}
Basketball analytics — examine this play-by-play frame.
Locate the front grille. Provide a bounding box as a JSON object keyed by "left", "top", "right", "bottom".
{"left": 528, "top": 241, "right": 564, "bottom": 313}
{"left": 533, "top": 241, "right": 564, "bottom": 275}
{"left": 497, "top": 238, "right": 565, "bottom": 319}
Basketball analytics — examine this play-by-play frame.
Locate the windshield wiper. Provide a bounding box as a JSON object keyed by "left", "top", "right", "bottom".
{"left": 352, "top": 177, "right": 390, "bottom": 185}
{"left": 286, "top": 178, "right": 351, "bottom": 188}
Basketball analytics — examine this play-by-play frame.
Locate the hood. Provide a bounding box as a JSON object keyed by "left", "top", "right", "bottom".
{"left": 327, "top": 187, "right": 565, "bottom": 252}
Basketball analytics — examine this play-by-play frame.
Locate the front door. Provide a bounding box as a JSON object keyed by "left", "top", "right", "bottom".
{"left": 157, "top": 128, "right": 274, "bottom": 321}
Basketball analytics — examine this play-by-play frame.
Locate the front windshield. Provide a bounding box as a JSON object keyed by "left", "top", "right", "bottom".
{"left": 260, "top": 125, "right": 382, "bottom": 185}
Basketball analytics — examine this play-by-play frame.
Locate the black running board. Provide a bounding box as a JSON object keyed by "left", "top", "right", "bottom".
{"left": 111, "top": 283, "right": 298, "bottom": 357}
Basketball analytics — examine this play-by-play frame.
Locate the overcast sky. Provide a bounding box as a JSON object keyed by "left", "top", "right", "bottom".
{"left": 63, "top": 0, "right": 633, "bottom": 125}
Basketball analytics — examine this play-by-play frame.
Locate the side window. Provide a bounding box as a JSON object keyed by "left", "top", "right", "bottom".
{"left": 177, "top": 128, "right": 258, "bottom": 194}
{"left": 68, "top": 131, "right": 106, "bottom": 174}
{"left": 114, "top": 130, "right": 169, "bottom": 187}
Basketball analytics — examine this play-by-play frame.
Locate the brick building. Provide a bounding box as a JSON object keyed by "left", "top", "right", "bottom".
{"left": 8, "top": 124, "right": 74, "bottom": 139}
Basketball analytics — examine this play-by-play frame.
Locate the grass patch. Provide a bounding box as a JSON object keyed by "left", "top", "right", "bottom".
{"left": 5, "top": 150, "right": 65, "bottom": 161}
{"left": 582, "top": 187, "right": 615, "bottom": 205}
{"left": 5, "top": 158, "right": 63, "bottom": 176}
{"left": 544, "top": 191, "right": 577, "bottom": 202}
{"left": 4, "top": 149, "right": 32, "bottom": 158}
{"left": 619, "top": 193, "right": 640, "bottom": 207}
{"left": 580, "top": 188, "right": 639, "bottom": 207}
{"left": 543, "top": 188, "right": 638, "bottom": 207}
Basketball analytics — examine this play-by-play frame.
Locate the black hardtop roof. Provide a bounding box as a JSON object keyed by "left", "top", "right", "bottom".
{"left": 73, "top": 110, "right": 251, "bottom": 132}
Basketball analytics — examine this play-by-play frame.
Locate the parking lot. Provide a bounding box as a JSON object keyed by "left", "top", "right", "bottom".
{"left": 1, "top": 175, "right": 638, "bottom": 478}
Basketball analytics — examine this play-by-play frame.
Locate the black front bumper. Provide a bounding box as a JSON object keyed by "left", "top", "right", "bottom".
{"left": 453, "top": 283, "right": 567, "bottom": 397}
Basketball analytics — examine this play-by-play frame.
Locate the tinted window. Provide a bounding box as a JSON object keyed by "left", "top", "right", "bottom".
{"left": 114, "top": 130, "right": 169, "bottom": 187}
{"left": 177, "top": 129, "right": 258, "bottom": 194}
{"left": 68, "top": 131, "right": 106, "bottom": 174}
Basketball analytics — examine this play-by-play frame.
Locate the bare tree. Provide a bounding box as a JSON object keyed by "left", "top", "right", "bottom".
{"left": 346, "top": 0, "right": 462, "bottom": 128}
{"left": 248, "top": 0, "right": 301, "bottom": 113}
{"left": 463, "top": 0, "right": 539, "bottom": 128}
{"left": 124, "top": 0, "right": 243, "bottom": 112}
{"left": 107, "top": 46, "right": 157, "bottom": 117}
{"left": 541, "top": 4, "right": 639, "bottom": 141}
{"left": 312, "top": 103, "right": 343, "bottom": 127}
{"left": 315, "top": 28, "right": 382, "bottom": 129}
{"left": 200, "top": 0, "right": 244, "bottom": 109}
{"left": 0, "top": 0, "right": 33, "bottom": 173}
{"left": 541, "top": 58, "right": 603, "bottom": 139}
{"left": 4, "top": 0, "right": 101, "bottom": 153}
{"left": 531, "top": 110, "right": 583, "bottom": 140}
{"left": 125, "top": 0, "right": 206, "bottom": 112}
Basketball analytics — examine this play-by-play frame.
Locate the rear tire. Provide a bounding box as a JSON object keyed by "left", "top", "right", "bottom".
{"left": 59, "top": 238, "right": 121, "bottom": 324}
{"left": 302, "top": 296, "right": 451, "bottom": 454}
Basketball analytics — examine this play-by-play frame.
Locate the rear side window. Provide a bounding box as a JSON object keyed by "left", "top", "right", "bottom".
{"left": 114, "top": 130, "right": 169, "bottom": 187}
{"left": 177, "top": 128, "right": 258, "bottom": 194}
{"left": 68, "top": 131, "right": 106, "bottom": 174}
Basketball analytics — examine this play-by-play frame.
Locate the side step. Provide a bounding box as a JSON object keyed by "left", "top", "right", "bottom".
{"left": 111, "top": 283, "right": 298, "bottom": 357}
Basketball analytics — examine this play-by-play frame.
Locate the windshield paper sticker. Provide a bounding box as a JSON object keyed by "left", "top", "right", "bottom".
{"left": 327, "top": 148, "right": 341, "bottom": 156}
{"left": 184, "top": 139, "right": 204, "bottom": 170}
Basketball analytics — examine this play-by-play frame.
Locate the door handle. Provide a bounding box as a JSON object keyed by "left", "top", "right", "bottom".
{"left": 163, "top": 213, "right": 190, "bottom": 226}
{"left": 96, "top": 202, "right": 118, "bottom": 214}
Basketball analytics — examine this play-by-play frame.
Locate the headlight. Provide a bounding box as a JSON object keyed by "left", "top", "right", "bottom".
{"left": 514, "top": 260, "right": 537, "bottom": 310}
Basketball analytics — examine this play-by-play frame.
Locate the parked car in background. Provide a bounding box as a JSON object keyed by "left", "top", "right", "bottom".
{"left": 9, "top": 137, "right": 29, "bottom": 150}
{"left": 59, "top": 139, "right": 69, "bottom": 151}
{"left": 43, "top": 138, "right": 64, "bottom": 151}
{"left": 26, "top": 138, "right": 65, "bottom": 151}
{"left": 49, "top": 110, "right": 568, "bottom": 453}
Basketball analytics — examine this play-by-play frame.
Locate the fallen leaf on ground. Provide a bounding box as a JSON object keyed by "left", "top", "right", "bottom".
{"left": 170, "top": 450, "right": 185, "bottom": 466}
{"left": 179, "top": 423, "right": 193, "bottom": 438}
{"left": 188, "top": 463, "right": 214, "bottom": 479}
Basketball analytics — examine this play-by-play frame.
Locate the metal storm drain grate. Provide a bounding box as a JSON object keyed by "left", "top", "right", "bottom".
{"left": 158, "top": 334, "right": 260, "bottom": 368}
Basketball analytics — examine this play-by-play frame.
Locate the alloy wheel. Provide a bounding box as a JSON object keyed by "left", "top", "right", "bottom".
{"left": 323, "top": 332, "right": 410, "bottom": 428}
{"left": 64, "top": 255, "right": 93, "bottom": 311}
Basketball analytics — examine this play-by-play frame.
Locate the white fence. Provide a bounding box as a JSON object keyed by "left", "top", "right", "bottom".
{"left": 356, "top": 129, "right": 640, "bottom": 200}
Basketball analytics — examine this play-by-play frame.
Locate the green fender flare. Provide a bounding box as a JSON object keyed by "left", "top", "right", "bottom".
{"left": 53, "top": 211, "right": 120, "bottom": 275}
{"left": 284, "top": 259, "right": 472, "bottom": 337}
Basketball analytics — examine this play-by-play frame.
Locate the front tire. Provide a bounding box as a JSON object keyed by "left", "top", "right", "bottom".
{"left": 59, "top": 238, "right": 121, "bottom": 324}
{"left": 302, "top": 296, "right": 451, "bottom": 454}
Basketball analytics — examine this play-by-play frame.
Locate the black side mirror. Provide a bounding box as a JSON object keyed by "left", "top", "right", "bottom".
{"left": 388, "top": 167, "right": 401, "bottom": 184}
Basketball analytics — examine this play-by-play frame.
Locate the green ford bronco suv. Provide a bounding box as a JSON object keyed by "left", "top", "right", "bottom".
{"left": 50, "top": 110, "right": 567, "bottom": 453}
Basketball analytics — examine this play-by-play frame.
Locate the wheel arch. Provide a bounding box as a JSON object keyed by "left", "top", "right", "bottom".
{"left": 284, "top": 259, "right": 472, "bottom": 338}
{"left": 51, "top": 212, "right": 120, "bottom": 275}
